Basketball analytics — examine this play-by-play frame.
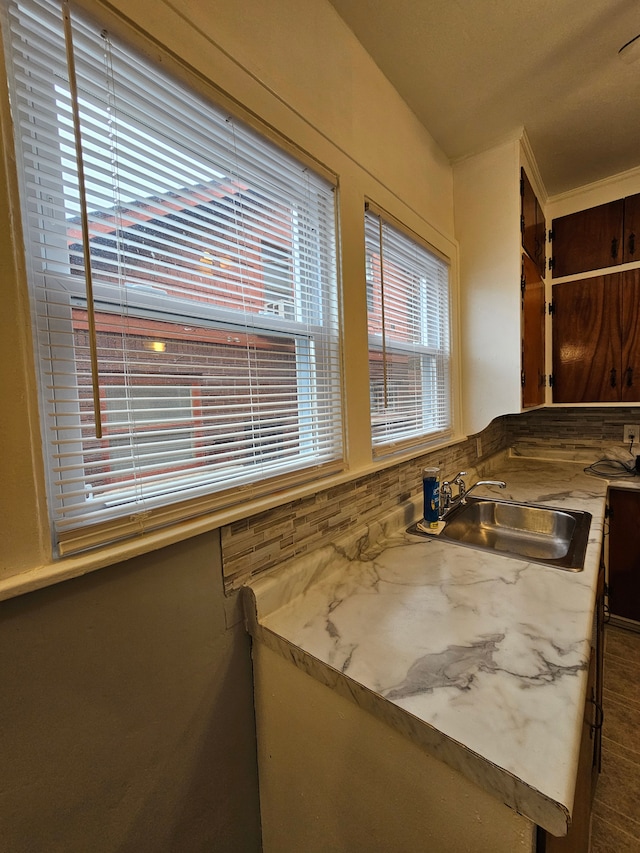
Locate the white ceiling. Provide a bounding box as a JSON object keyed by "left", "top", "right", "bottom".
{"left": 327, "top": 0, "right": 640, "bottom": 197}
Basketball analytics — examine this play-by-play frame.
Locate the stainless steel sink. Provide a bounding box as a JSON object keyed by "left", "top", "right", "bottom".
{"left": 408, "top": 497, "right": 592, "bottom": 571}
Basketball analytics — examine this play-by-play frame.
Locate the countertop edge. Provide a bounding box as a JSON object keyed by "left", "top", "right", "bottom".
{"left": 246, "top": 613, "right": 572, "bottom": 836}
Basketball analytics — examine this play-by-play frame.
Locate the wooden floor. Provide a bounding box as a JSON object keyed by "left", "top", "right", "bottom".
{"left": 590, "top": 624, "right": 640, "bottom": 852}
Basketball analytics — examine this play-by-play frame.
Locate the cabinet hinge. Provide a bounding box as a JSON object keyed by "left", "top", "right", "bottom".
{"left": 548, "top": 228, "right": 554, "bottom": 242}
{"left": 548, "top": 300, "right": 555, "bottom": 316}
{"left": 521, "top": 369, "right": 526, "bottom": 388}
{"left": 548, "top": 257, "right": 555, "bottom": 271}
{"left": 520, "top": 213, "right": 525, "bottom": 233}
{"left": 548, "top": 374, "right": 555, "bottom": 387}
{"left": 520, "top": 272, "right": 526, "bottom": 293}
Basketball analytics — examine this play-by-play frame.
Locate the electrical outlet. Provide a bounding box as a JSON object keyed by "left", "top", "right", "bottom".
{"left": 623, "top": 424, "right": 640, "bottom": 444}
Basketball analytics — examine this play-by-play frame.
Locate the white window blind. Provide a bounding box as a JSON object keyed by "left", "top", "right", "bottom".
{"left": 2, "top": 0, "right": 343, "bottom": 554}
{"left": 365, "top": 206, "right": 451, "bottom": 452}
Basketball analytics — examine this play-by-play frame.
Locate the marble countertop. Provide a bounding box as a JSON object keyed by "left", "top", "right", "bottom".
{"left": 244, "top": 450, "right": 628, "bottom": 836}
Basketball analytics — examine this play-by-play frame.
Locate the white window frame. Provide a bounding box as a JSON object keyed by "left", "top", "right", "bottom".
{"left": 365, "top": 204, "right": 453, "bottom": 454}
{"left": 2, "top": 0, "right": 343, "bottom": 555}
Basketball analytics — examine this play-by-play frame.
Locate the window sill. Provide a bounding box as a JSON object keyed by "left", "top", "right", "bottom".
{"left": 0, "top": 430, "right": 467, "bottom": 603}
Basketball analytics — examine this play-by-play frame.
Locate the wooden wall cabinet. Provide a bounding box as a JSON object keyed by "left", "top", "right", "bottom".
{"left": 521, "top": 168, "right": 546, "bottom": 278}
{"left": 551, "top": 269, "right": 640, "bottom": 403}
{"left": 623, "top": 193, "right": 640, "bottom": 264}
{"left": 520, "top": 168, "right": 546, "bottom": 408}
{"left": 608, "top": 488, "right": 640, "bottom": 624}
{"left": 550, "top": 193, "right": 640, "bottom": 278}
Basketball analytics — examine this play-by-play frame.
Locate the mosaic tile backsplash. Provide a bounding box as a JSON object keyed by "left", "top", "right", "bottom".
{"left": 222, "top": 406, "right": 640, "bottom": 590}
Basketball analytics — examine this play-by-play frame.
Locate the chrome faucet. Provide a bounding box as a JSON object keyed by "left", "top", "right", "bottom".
{"left": 462, "top": 479, "right": 507, "bottom": 503}
{"left": 439, "top": 474, "right": 506, "bottom": 519}
{"left": 439, "top": 471, "right": 466, "bottom": 518}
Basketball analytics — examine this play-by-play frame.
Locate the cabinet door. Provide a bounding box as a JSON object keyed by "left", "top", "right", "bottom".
{"left": 592, "top": 564, "right": 605, "bottom": 787}
{"left": 535, "top": 195, "right": 546, "bottom": 279}
{"left": 552, "top": 275, "right": 621, "bottom": 402}
{"left": 522, "top": 254, "right": 546, "bottom": 407}
{"left": 521, "top": 169, "right": 537, "bottom": 263}
{"left": 542, "top": 650, "right": 597, "bottom": 853}
{"left": 621, "top": 268, "right": 640, "bottom": 402}
{"left": 623, "top": 192, "right": 640, "bottom": 263}
{"left": 521, "top": 169, "right": 546, "bottom": 277}
{"left": 551, "top": 200, "right": 624, "bottom": 278}
{"left": 608, "top": 489, "right": 640, "bottom": 622}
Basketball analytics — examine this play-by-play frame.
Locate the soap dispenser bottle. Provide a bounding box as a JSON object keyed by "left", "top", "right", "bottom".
{"left": 423, "top": 467, "right": 440, "bottom": 528}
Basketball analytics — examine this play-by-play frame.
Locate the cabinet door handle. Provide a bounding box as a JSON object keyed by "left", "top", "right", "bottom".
{"left": 629, "top": 233, "right": 636, "bottom": 256}
{"left": 589, "top": 695, "right": 604, "bottom": 736}
{"left": 626, "top": 367, "right": 633, "bottom": 387}
{"left": 610, "top": 367, "right": 617, "bottom": 387}
{"left": 611, "top": 237, "right": 619, "bottom": 258}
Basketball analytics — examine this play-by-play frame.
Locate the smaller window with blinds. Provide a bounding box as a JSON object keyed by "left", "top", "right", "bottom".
{"left": 364, "top": 205, "right": 452, "bottom": 452}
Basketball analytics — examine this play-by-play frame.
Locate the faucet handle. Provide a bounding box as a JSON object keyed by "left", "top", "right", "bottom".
{"left": 452, "top": 471, "right": 467, "bottom": 496}
{"left": 440, "top": 480, "right": 453, "bottom": 511}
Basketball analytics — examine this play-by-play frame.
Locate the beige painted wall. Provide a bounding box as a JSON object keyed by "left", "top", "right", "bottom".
{"left": 453, "top": 139, "right": 523, "bottom": 434}
{"left": 0, "top": 531, "right": 261, "bottom": 852}
{"left": 0, "top": 0, "right": 458, "bottom": 848}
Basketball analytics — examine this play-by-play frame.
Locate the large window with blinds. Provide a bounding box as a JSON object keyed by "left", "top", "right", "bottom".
{"left": 365, "top": 206, "right": 451, "bottom": 452}
{"left": 2, "top": 0, "right": 342, "bottom": 554}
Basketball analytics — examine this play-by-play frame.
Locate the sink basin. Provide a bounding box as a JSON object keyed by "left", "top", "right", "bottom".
{"left": 408, "top": 497, "right": 592, "bottom": 571}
